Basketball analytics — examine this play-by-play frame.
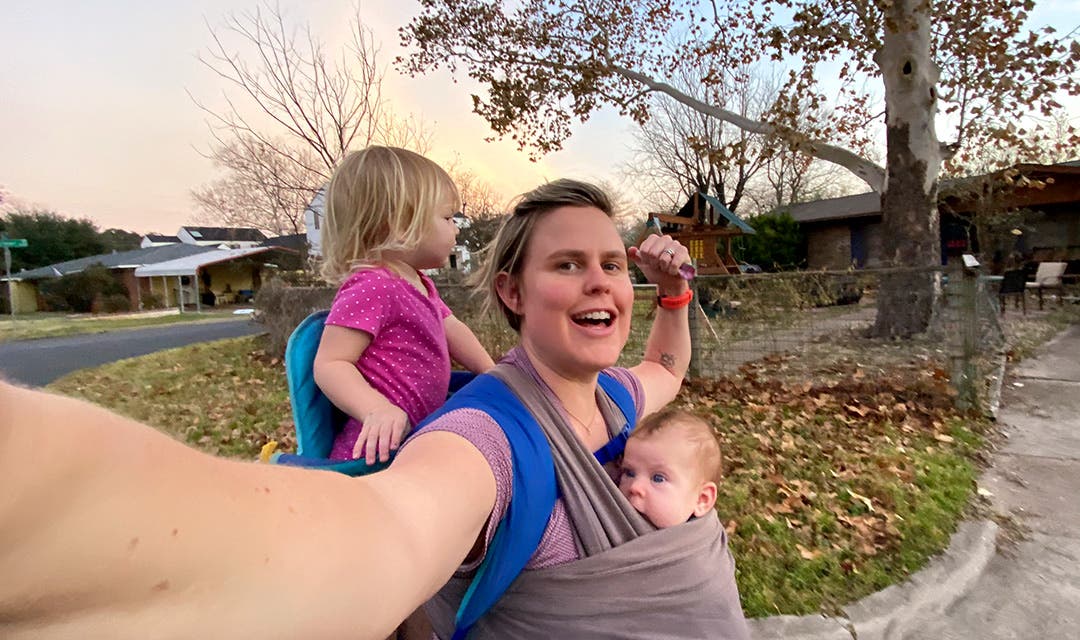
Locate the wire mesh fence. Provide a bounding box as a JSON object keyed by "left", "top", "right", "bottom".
{"left": 427, "top": 266, "right": 1013, "bottom": 416}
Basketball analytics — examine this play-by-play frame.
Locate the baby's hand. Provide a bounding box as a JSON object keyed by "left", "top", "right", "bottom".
{"left": 353, "top": 404, "right": 411, "bottom": 465}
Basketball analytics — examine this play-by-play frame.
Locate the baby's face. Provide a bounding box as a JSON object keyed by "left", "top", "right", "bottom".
{"left": 619, "top": 432, "right": 713, "bottom": 528}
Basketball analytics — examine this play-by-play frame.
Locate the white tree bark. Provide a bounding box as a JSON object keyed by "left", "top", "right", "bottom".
{"left": 872, "top": 0, "right": 944, "bottom": 337}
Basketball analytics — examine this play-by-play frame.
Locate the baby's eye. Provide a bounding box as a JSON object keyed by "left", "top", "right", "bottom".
{"left": 622, "top": 468, "right": 636, "bottom": 479}
{"left": 651, "top": 473, "right": 667, "bottom": 484}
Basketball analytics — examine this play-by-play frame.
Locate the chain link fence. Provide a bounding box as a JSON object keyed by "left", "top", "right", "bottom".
{"left": 264, "top": 265, "right": 1027, "bottom": 418}
{"left": 439, "top": 266, "right": 1010, "bottom": 417}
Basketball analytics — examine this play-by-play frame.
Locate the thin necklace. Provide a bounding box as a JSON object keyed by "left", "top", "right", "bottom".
{"left": 564, "top": 400, "right": 600, "bottom": 434}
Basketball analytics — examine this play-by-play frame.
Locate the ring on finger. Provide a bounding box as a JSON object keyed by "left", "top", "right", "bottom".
{"left": 663, "top": 248, "right": 676, "bottom": 257}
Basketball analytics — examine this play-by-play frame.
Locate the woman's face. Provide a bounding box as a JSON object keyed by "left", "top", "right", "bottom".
{"left": 497, "top": 205, "right": 634, "bottom": 380}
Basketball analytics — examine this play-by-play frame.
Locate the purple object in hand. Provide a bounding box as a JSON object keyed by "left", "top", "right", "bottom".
{"left": 651, "top": 216, "right": 696, "bottom": 281}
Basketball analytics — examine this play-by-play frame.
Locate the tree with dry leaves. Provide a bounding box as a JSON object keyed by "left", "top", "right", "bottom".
{"left": 192, "top": 2, "right": 431, "bottom": 235}
{"left": 625, "top": 58, "right": 774, "bottom": 215}
{"left": 400, "top": 0, "right": 1079, "bottom": 337}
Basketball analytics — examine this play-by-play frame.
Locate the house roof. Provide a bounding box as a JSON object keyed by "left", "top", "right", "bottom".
{"left": 783, "top": 192, "right": 881, "bottom": 224}
{"left": 262, "top": 233, "right": 307, "bottom": 251}
{"left": 180, "top": 226, "right": 267, "bottom": 242}
{"left": 144, "top": 233, "right": 180, "bottom": 243}
{"left": 784, "top": 160, "right": 1080, "bottom": 225}
{"left": 7, "top": 244, "right": 216, "bottom": 281}
{"left": 134, "top": 246, "right": 276, "bottom": 277}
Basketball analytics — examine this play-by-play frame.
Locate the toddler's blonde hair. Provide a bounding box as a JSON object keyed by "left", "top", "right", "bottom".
{"left": 320, "top": 146, "right": 460, "bottom": 283}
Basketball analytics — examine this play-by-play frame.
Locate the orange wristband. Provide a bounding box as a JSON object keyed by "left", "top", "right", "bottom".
{"left": 657, "top": 289, "right": 693, "bottom": 310}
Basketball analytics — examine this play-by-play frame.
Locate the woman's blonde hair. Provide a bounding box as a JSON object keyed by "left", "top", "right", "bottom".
{"left": 320, "top": 146, "right": 460, "bottom": 283}
{"left": 469, "top": 179, "right": 614, "bottom": 332}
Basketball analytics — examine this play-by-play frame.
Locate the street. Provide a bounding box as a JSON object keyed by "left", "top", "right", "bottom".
{"left": 0, "top": 318, "right": 263, "bottom": 387}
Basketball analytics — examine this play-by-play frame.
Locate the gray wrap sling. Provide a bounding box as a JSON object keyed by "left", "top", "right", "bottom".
{"left": 424, "top": 363, "right": 751, "bottom": 639}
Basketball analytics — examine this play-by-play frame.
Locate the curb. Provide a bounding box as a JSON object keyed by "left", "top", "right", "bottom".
{"left": 746, "top": 519, "right": 1000, "bottom": 640}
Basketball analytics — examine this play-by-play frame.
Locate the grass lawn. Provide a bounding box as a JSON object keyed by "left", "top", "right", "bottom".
{"left": 48, "top": 331, "right": 991, "bottom": 618}
{"left": 0, "top": 309, "right": 245, "bottom": 343}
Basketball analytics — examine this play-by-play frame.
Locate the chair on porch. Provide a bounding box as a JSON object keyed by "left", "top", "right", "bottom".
{"left": 998, "top": 269, "right": 1027, "bottom": 315}
{"left": 1026, "top": 262, "right": 1067, "bottom": 310}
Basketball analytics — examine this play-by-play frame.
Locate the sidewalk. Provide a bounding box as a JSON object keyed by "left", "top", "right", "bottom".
{"left": 748, "top": 323, "right": 1080, "bottom": 639}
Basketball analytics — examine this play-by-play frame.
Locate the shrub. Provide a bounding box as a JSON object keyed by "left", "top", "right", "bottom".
{"left": 732, "top": 212, "right": 806, "bottom": 271}
{"left": 254, "top": 278, "right": 336, "bottom": 357}
{"left": 38, "top": 264, "right": 126, "bottom": 313}
{"left": 141, "top": 293, "right": 165, "bottom": 310}
{"left": 100, "top": 293, "right": 131, "bottom": 313}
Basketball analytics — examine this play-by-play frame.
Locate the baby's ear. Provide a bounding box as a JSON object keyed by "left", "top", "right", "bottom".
{"left": 693, "top": 482, "right": 718, "bottom": 518}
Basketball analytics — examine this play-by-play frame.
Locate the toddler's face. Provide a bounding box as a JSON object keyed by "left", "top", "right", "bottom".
{"left": 619, "top": 432, "right": 715, "bottom": 528}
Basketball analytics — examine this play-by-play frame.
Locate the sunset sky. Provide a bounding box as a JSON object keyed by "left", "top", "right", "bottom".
{"left": 1, "top": 0, "right": 1076, "bottom": 235}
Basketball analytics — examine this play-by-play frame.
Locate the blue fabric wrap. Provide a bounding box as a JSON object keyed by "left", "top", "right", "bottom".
{"left": 593, "top": 373, "right": 635, "bottom": 466}
{"left": 412, "top": 374, "right": 556, "bottom": 640}
{"left": 416, "top": 371, "right": 635, "bottom": 640}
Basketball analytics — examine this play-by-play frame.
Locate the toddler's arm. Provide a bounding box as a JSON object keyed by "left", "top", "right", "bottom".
{"left": 313, "top": 324, "right": 410, "bottom": 464}
{"left": 444, "top": 314, "right": 496, "bottom": 373}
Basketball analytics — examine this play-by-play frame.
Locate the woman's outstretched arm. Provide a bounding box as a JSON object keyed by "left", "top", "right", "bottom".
{"left": 0, "top": 381, "right": 494, "bottom": 639}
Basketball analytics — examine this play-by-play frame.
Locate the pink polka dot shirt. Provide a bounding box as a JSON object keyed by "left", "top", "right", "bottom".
{"left": 325, "top": 267, "right": 452, "bottom": 461}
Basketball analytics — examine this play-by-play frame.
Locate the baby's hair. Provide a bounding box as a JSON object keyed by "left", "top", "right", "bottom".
{"left": 320, "top": 146, "right": 460, "bottom": 283}
{"left": 631, "top": 407, "right": 723, "bottom": 486}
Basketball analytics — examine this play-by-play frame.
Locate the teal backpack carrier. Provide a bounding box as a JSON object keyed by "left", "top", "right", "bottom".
{"left": 271, "top": 311, "right": 637, "bottom": 638}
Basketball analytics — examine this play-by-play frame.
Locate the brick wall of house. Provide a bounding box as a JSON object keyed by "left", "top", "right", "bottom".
{"left": 806, "top": 224, "right": 853, "bottom": 270}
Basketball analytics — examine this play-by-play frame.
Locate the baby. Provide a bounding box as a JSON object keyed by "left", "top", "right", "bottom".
{"left": 619, "top": 407, "right": 722, "bottom": 528}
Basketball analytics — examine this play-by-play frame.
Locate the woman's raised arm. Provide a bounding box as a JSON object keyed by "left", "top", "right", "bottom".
{"left": 627, "top": 234, "right": 693, "bottom": 416}
{"left": 0, "top": 381, "right": 494, "bottom": 639}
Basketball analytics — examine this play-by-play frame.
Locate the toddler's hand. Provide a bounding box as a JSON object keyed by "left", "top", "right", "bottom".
{"left": 352, "top": 404, "right": 411, "bottom": 465}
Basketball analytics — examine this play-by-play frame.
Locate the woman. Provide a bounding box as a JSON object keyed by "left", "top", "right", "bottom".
{"left": 0, "top": 180, "right": 747, "bottom": 639}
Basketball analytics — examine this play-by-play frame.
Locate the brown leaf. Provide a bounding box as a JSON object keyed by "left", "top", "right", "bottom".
{"left": 797, "top": 544, "right": 822, "bottom": 560}
{"left": 845, "top": 404, "right": 869, "bottom": 417}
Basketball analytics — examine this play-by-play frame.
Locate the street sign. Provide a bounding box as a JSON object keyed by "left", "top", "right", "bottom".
{"left": 0, "top": 238, "right": 28, "bottom": 248}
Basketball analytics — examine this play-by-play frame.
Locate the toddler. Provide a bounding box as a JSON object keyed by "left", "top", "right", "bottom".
{"left": 313, "top": 146, "right": 495, "bottom": 464}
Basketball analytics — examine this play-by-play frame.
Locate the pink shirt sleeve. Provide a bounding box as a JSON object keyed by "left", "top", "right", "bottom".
{"left": 325, "top": 270, "right": 394, "bottom": 337}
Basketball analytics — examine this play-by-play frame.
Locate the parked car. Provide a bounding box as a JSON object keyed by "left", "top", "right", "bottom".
{"left": 738, "top": 262, "right": 763, "bottom": 274}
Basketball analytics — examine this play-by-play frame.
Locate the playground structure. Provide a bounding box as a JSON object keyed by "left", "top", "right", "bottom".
{"left": 649, "top": 192, "right": 756, "bottom": 276}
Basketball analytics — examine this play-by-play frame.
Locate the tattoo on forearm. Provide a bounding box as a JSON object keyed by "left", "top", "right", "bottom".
{"left": 660, "top": 352, "right": 676, "bottom": 369}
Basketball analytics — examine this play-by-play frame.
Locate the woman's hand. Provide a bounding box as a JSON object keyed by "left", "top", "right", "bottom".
{"left": 628, "top": 234, "right": 691, "bottom": 295}
{"left": 353, "top": 403, "right": 412, "bottom": 464}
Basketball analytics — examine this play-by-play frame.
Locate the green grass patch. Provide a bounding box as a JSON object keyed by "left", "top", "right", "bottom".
{"left": 48, "top": 335, "right": 293, "bottom": 458}
{"left": 677, "top": 362, "right": 987, "bottom": 617}
{"left": 1, "top": 310, "right": 242, "bottom": 343}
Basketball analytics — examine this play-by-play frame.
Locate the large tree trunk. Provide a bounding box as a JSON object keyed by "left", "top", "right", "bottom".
{"left": 872, "top": 0, "right": 943, "bottom": 338}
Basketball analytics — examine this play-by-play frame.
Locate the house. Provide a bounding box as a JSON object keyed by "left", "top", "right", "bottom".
{"left": 177, "top": 226, "right": 267, "bottom": 248}
{"left": 139, "top": 233, "right": 181, "bottom": 248}
{"left": 140, "top": 227, "right": 270, "bottom": 250}
{"left": 785, "top": 161, "right": 1080, "bottom": 271}
{"left": 134, "top": 245, "right": 297, "bottom": 310}
{"left": 3, "top": 244, "right": 215, "bottom": 314}
{"left": 303, "top": 185, "right": 328, "bottom": 257}
{"left": 2, "top": 242, "right": 298, "bottom": 314}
